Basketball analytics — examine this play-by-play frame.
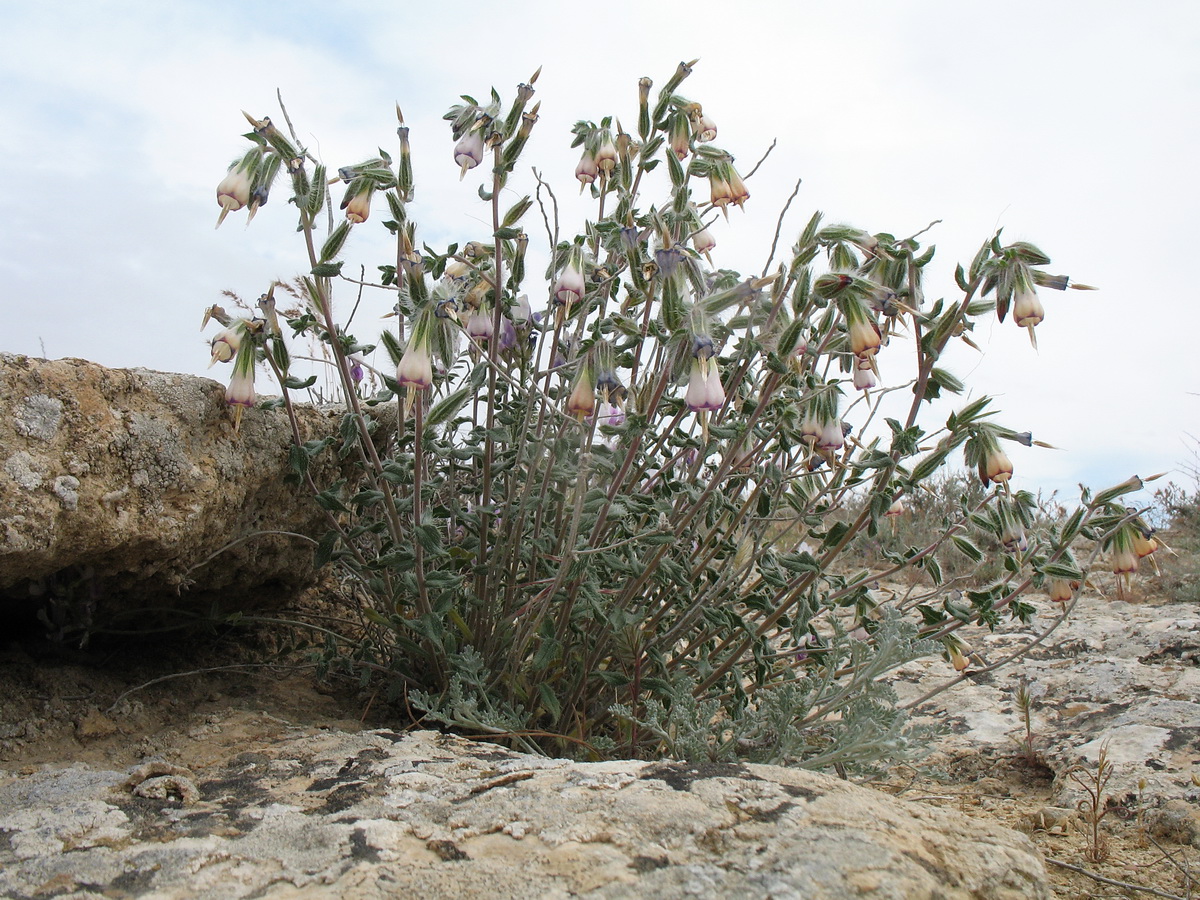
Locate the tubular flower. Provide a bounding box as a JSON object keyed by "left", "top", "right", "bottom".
{"left": 948, "top": 644, "right": 971, "bottom": 672}
{"left": 692, "top": 227, "right": 716, "bottom": 263}
{"left": 983, "top": 448, "right": 1014, "bottom": 486}
{"left": 1111, "top": 546, "right": 1139, "bottom": 575}
{"left": 509, "top": 293, "right": 532, "bottom": 326}
{"left": 800, "top": 414, "right": 822, "bottom": 445}
{"left": 454, "top": 130, "right": 485, "bottom": 180}
{"left": 552, "top": 259, "right": 586, "bottom": 312}
{"left": 215, "top": 166, "right": 252, "bottom": 228}
{"left": 498, "top": 317, "right": 518, "bottom": 351}
{"left": 685, "top": 358, "right": 724, "bottom": 412}
{"left": 693, "top": 114, "right": 717, "bottom": 142}
{"left": 655, "top": 247, "right": 684, "bottom": 277}
{"left": 1132, "top": 529, "right": 1158, "bottom": 559}
{"left": 853, "top": 358, "right": 877, "bottom": 391}
{"left": 1012, "top": 282, "right": 1045, "bottom": 348}
{"left": 594, "top": 134, "right": 618, "bottom": 175}
{"left": 575, "top": 150, "right": 599, "bottom": 191}
{"left": 567, "top": 369, "right": 596, "bottom": 420}
{"left": 817, "top": 419, "right": 845, "bottom": 452}
{"left": 727, "top": 166, "right": 750, "bottom": 209}
{"left": 594, "top": 398, "right": 627, "bottom": 429}
{"left": 226, "top": 368, "right": 255, "bottom": 430}
{"left": 466, "top": 306, "right": 494, "bottom": 342}
{"left": 709, "top": 173, "right": 734, "bottom": 217}
{"left": 1012, "top": 287, "right": 1045, "bottom": 328}
{"left": 225, "top": 333, "right": 257, "bottom": 432}
{"left": 396, "top": 336, "right": 433, "bottom": 391}
{"left": 668, "top": 114, "right": 691, "bottom": 161}
{"left": 848, "top": 317, "right": 882, "bottom": 359}
{"left": 341, "top": 184, "right": 373, "bottom": 224}
{"left": 1049, "top": 579, "right": 1079, "bottom": 603}
{"left": 209, "top": 327, "right": 242, "bottom": 366}
{"left": 443, "top": 260, "right": 471, "bottom": 283}
{"left": 1000, "top": 516, "right": 1027, "bottom": 554}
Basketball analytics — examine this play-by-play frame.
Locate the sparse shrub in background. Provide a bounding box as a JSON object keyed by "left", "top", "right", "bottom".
{"left": 842, "top": 472, "right": 1074, "bottom": 588}
{"left": 203, "top": 61, "right": 1151, "bottom": 771}
{"left": 1151, "top": 443, "right": 1200, "bottom": 603}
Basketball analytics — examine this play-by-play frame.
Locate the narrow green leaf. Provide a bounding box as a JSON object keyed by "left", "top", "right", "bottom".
{"left": 951, "top": 536, "right": 983, "bottom": 562}
{"left": 319, "top": 221, "right": 351, "bottom": 263}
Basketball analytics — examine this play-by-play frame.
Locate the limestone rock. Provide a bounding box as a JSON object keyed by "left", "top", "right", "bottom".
{"left": 895, "top": 596, "right": 1200, "bottom": 830}
{"left": 0, "top": 729, "right": 1050, "bottom": 899}
{"left": 0, "top": 354, "right": 353, "bottom": 628}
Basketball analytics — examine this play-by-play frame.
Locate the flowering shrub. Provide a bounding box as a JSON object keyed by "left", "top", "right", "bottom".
{"left": 205, "top": 62, "right": 1147, "bottom": 769}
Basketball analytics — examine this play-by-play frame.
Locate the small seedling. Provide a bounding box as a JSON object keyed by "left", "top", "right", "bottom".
{"left": 1066, "top": 743, "right": 1118, "bottom": 863}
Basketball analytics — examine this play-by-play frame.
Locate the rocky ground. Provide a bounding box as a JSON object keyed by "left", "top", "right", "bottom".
{"left": 882, "top": 577, "right": 1200, "bottom": 899}
{"left": 0, "top": 582, "right": 1197, "bottom": 898}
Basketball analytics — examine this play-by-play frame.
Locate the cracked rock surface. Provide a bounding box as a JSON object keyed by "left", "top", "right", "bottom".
{"left": 894, "top": 593, "right": 1200, "bottom": 844}
{"left": 0, "top": 729, "right": 1049, "bottom": 899}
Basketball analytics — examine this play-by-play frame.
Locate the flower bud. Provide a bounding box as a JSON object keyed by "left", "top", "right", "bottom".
{"left": 454, "top": 130, "right": 485, "bottom": 180}
{"left": 885, "top": 498, "right": 905, "bottom": 518}
{"left": 668, "top": 114, "right": 691, "bottom": 161}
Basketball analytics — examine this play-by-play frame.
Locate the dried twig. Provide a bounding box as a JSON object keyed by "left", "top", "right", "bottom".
{"left": 761, "top": 177, "right": 803, "bottom": 279}
{"left": 1046, "top": 858, "right": 1188, "bottom": 900}
{"left": 531, "top": 167, "right": 559, "bottom": 254}
{"left": 744, "top": 138, "right": 777, "bottom": 179}
{"left": 106, "top": 662, "right": 320, "bottom": 714}
{"left": 1146, "top": 832, "right": 1195, "bottom": 899}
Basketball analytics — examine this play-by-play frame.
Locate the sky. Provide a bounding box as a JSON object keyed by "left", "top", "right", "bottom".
{"left": 1, "top": 0, "right": 1197, "bottom": 504}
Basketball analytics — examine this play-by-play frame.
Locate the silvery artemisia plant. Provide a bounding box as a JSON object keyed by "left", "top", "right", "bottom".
{"left": 204, "top": 61, "right": 1141, "bottom": 771}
